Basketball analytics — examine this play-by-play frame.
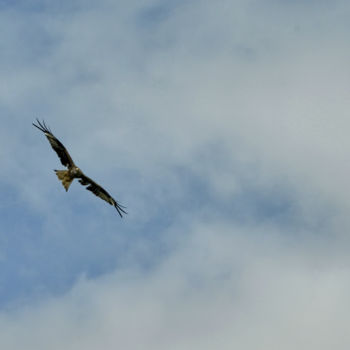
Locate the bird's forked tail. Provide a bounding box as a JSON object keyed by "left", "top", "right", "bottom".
{"left": 54, "top": 170, "right": 73, "bottom": 191}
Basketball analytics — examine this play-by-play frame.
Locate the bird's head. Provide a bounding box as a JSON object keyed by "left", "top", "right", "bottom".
{"left": 72, "top": 166, "right": 82, "bottom": 176}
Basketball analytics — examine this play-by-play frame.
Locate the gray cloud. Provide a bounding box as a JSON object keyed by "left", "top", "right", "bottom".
{"left": 0, "top": 0, "right": 350, "bottom": 348}
{"left": 0, "top": 222, "right": 349, "bottom": 349}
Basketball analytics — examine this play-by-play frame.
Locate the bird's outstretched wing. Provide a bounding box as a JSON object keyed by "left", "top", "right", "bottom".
{"left": 78, "top": 174, "right": 127, "bottom": 217}
{"left": 33, "top": 119, "right": 75, "bottom": 169}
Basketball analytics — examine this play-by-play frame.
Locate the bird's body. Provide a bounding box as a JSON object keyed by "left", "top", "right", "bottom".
{"left": 33, "top": 119, "right": 127, "bottom": 217}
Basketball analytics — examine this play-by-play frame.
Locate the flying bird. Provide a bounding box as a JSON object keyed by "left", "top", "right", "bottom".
{"left": 33, "top": 119, "right": 127, "bottom": 217}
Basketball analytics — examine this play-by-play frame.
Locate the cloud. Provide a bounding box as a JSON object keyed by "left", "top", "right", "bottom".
{"left": 0, "top": 0, "right": 350, "bottom": 348}
{"left": 0, "top": 222, "right": 349, "bottom": 349}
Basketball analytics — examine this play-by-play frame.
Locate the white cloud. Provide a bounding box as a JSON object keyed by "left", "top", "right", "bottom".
{"left": 0, "top": 0, "right": 350, "bottom": 348}
{"left": 0, "top": 222, "right": 349, "bottom": 349}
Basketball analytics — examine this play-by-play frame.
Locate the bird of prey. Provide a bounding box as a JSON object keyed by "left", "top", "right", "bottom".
{"left": 33, "top": 119, "right": 127, "bottom": 217}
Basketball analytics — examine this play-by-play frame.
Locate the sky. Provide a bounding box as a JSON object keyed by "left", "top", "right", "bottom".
{"left": 1, "top": 0, "right": 350, "bottom": 348}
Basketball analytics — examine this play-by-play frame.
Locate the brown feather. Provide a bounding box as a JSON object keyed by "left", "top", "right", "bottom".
{"left": 33, "top": 119, "right": 75, "bottom": 169}
{"left": 78, "top": 174, "right": 127, "bottom": 217}
{"left": 54, "top": 170, "right": 73, "bottom": 191}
